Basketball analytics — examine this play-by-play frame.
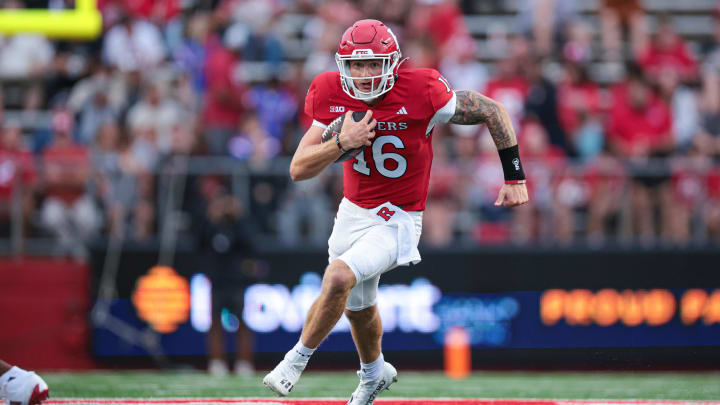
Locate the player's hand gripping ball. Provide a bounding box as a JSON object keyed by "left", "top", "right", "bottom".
{"left": 321, "top": 110, "right": 367, "bottom": 162}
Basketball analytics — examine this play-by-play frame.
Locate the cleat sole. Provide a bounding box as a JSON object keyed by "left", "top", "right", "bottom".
{"left": 263, "top": 378, "right": 289, "bottom": 397}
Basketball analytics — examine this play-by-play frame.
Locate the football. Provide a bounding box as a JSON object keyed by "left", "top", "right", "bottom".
{"left": 321, "top": 110, "right": 367, "bottom": 162}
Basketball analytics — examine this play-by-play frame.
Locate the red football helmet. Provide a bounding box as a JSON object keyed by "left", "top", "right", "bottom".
{"left": 335, "top": 19, "right": 401, "bottom": 100}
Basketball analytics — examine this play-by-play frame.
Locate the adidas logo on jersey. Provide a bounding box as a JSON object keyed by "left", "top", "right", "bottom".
{"left": 396, "top": 106, "right": 408, "bottom": 115}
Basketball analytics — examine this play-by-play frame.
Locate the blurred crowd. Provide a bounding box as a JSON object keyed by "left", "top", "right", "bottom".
{"left": 1, "top": 0, "right": 720, "bottom": 256}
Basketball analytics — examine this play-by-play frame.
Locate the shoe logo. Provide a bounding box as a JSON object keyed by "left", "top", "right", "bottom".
{"left": 7, "top": 377, "right": 14, "bottom": 382}
{"left": 396, "top": 107, "right": 408, "bottom": 115}
{"left": 280, "top": 378, "right": 293, "bottom": 392}
{"left": 365, "top": 380, "right": 386, "bottom": 404}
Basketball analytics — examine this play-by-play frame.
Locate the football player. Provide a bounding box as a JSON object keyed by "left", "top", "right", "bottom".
{"left": 0, "top": 360, "right": 49, "bottom": 405}
{"left": 264, "top": 19, "right": 528, "bottom": 404}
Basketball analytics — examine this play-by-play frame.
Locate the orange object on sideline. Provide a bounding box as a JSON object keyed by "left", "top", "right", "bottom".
{"left": 444, "top": 326, "right": 471, "bottom": 379}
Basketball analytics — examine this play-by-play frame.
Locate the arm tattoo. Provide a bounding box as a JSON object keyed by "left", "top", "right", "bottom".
{"left": 449, "top": 90, "right": 517, "bottom": 150}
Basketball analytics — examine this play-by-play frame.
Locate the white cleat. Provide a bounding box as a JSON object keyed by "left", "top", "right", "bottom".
{"left": 1, "top": 371, "right": 50, "bottom": 405}
{"left": 262, "top": 359, "right": 303, "bottom": 397}
{"left": 346, "top": 362, "right": 398, "bottom": 405}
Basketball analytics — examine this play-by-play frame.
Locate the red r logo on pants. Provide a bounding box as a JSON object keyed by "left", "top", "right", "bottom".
{"left": 377, "top": 207, "right": 395, "bottom": 221}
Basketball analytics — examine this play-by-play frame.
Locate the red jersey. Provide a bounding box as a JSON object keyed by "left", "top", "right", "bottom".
{"left": 305, "top": 68, "right": 455, "bottom": 211}
{"left": 0, "top": 149, "right": 34, "bottom": 199}
{"left": 608, "top": 86, "right": 672, "bottom": 156}
{"left": 638, "top": 39, "right": 697, "bottom": 80}
{"left": 557, "top": 81, "right": 604, "bottom": 135}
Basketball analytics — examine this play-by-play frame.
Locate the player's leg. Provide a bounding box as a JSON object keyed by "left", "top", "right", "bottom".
{"left": 232, "top": 280, "right": 254, "bottom": 377}
{"left": 207, "top": 257, "right": 231, "bottom": 377}
{"left": 301, "top": 259, "right": 356, "bottom": 347}
{"left": 264, "top": 197, "right": 363, "bottom": 397}
{"left": 263, "top": 259, "right": 356, "bottom": 396}
{"left": 234, "top": 321, "right": 255, "bottom": 377}
{"left": 207, "top": 309, "right": 228, "bottom": 376}
{"left": 345, "top": 305, "right": 382, "bottom": 364}
{"left": 345, "top": 303, "right": 398, "bottom": 405}
{"left": 0, "top": 360, "right": 50, "bottom": 405}
{"left": 341, "top": 230, "right": 401, "bottom": 405}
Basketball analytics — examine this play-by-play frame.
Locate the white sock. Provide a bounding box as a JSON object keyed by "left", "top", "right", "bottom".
{"left": 360, "top": 353, "right": 384, "bottom": 381}
{"left": 284, "top": 339, "right": 316, "bottom": 366}
{"left": 0, "top": 366, "right": 25, "bottom": 386}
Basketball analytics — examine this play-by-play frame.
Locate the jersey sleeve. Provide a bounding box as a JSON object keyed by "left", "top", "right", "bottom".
{"left": 304, "top": 78, "right": 319, "bottom": 124}
{"left": 304, "top": 73, "right": 334, "bottom": 128}
{"left": 426, "top": 69, "right": 456, "bottom": 124}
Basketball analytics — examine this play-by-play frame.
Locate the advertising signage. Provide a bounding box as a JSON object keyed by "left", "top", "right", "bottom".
{"left": 90, "top": 248, "right": 720, "bottom": 362}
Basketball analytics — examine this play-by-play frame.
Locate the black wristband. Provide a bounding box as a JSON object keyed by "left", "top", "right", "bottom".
{"left": 498, "top": 145, "right": 526, "bottom": 182}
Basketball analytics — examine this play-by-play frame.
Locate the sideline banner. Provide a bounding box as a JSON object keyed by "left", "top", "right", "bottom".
{"left": 89, "top": 248, "right": 720, "bottom": 363}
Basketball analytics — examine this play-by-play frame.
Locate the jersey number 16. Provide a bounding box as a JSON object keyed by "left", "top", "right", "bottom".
{"left": 353, "top": 135, "right": 407, "bottom": 178}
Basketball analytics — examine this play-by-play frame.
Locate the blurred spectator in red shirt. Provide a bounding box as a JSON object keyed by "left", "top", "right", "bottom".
{"left": 638, "top": 15, "right": 698, "bottom": 83}
{"left": 125, "top": 0, "right": 180, "bottom": 24}
{"left": 423, "top": 133, "right": 460, "bottom": 247}
{"left": 583, "top": 151, "right": 626, "bottom": 244}
{"left": 608, "top": 68, "right": 674, "bottom": 242}
{"left": 706, "top": 166, "right": 720, "bottom": 241}
{"left": 407, "top": 0, "right": 474, "bottom": 61}
{"left": 466, "top": 135, "right": 510, "bottom": 244}
{"left": 512, "top": 118, "right": 567, "bottom": 243}
{"left": 39, "top": 108, "right": 101, "bottom": 258}
{"left": 485, "top": 57, "right": 530, "bottom": 135}
{"left": 608, "top": 70, "right": 673, "bottom": 159}
{"left": 698, "top": 12, "right": 720, "bottom": 159}
{"left": 0, "top": 122, "right": 36, "bottom": 239}
{"left": 669, "top": 153, "right": 709, "bottom": 244}
{"left": 203, "top": 33, "right": 246, "bottom": 155}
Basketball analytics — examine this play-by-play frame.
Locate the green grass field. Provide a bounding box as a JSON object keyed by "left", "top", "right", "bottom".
{"left": 43, "top": 370, "right": 720, "bottom": 400}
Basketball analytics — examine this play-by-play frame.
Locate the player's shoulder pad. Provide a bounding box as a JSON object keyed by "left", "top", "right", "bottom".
{"left": 411, "top": 68, "right": 454, "bottom": 109}
{"left": 306, "top": 71, "right": 341, "bottom": 122}
{"left": 309, "top": 71, "right": 341, "bottom": 96}
{"left": 402, "top": 67, "right": 452, "bottom": 92}
{"left": 404, "top": 67, "right": 443, "bottom": 80}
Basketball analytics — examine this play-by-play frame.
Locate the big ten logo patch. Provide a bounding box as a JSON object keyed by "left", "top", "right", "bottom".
{"left": 377, "top": 207, "right": 395, "bottom": 221}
